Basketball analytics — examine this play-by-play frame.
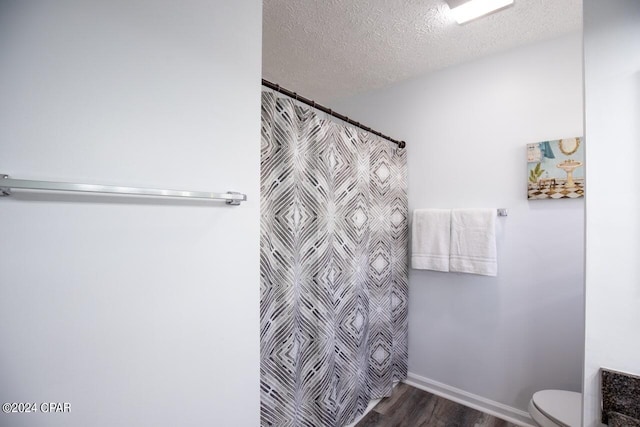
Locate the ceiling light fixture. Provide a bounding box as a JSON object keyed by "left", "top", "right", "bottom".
{"left": 445, "top": 0, "right": 514, "bottom": 24}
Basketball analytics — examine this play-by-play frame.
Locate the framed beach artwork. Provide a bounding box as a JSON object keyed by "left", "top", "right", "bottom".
{"left": 527, "top": 137, "right": 584, "bottom": 200}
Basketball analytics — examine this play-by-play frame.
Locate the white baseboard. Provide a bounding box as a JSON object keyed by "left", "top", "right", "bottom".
{"left": 404, "top": 372, "right": 536, "bottom": 427}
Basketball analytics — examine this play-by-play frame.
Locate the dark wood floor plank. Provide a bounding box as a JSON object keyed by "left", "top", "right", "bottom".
{"left": 408, "top": 391, "right": 440, "bottom": 426}
{"left": 356, "top": 410, "right": 387, "bottom": 427}
{"left": 422, "top": 397, "right": 467, "bottom": 427}
{"left": 381, "top": 387, "right": 436, "bottom": 427}
{"left": 373, "top": 383, "right": 413, "bottom": 415}
{"left": 355, "top": 383, "right": 520, "bottom": 427}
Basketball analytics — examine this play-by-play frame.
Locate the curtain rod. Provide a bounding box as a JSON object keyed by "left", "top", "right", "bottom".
{"left": 261, "top": 79, "right": 406, "bottom": 149}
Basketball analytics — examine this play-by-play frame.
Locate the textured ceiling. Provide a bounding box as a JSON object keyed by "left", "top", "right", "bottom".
{"left": 263, "top": 0, "right": 582, "bottom": 103}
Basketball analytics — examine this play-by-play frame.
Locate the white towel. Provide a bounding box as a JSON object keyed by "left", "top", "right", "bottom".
{"left": 411, "top": 209, "right": 451, "bottom": 272}
{"left": 449, "top": 209, "right": 497, "bottom": 276}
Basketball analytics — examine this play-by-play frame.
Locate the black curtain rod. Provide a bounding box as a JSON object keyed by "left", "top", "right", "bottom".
{"left": 261, "top": 79, "right": 406, "bottom": 149}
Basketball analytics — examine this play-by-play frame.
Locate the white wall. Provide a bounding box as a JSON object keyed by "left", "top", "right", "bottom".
{"left": 334, "top": 33, "right": 584, "bottom": 414}
{"left": 0, "top": 1, "right": 261, "bottom": 426}
{"left": 583, "top": 1, "right": 640, "bottom": 425}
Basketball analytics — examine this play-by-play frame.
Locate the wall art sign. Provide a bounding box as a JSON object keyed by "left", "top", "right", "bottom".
{"left": 527, "top": 137, "right": 584, "bottom": 199}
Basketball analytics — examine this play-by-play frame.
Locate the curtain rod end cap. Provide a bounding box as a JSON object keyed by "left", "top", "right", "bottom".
{"left": 398, "top": 141, "right": 406, "bottom": 149}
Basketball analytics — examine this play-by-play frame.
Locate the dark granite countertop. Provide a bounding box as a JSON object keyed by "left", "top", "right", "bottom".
{"left": 602, "top": 368, "right": 640, "bottom": 425}
{"left": 608, "top": 411, "right": 640, "bottom": 427}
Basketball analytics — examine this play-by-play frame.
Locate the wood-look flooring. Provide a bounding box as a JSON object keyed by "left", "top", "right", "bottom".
{"left": 355, "top": 383, "right": 520, "bottom": 427}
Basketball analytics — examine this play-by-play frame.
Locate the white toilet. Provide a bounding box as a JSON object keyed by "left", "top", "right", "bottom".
{"left": 528, "top": 390, "right": 581, "bottom": 427}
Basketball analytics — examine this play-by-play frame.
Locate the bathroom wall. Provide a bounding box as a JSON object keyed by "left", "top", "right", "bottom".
{"left": 583, "top": 0, "right": 640, "bottom": 425}
{"left": 334, "top": 33, "right": 584, "bottom": 416}
{"left": 0, "top": 1, "right": 261, "bottom": 426}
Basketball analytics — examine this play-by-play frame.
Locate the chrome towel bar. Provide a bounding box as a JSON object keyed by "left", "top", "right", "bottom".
{"left": 0, "top": 174, "right": 246, "bottom": 205}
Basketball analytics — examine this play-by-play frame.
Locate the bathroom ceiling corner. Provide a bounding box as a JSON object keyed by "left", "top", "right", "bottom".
{"left": 262, "top": 0, "right": 582, "bottom": 103}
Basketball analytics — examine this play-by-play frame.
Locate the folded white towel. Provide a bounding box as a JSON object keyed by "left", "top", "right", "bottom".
{"left": 449, "top": 209, "right": 497, "bottom": 276}
{"left": 411, "top": 209, "right": 451, "bottom": 272}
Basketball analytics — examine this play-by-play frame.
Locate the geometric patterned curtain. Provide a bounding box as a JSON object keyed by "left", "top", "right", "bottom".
{"left": 260, "top": 91, "right": 408, "bottom": 427}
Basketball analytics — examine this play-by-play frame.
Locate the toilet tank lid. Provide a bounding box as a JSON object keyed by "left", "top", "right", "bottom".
{"left": 532, "top": 390, "right": 582, "bottom": 427}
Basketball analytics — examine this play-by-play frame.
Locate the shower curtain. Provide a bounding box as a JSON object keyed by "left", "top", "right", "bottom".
{"left": 260, "top": 91, "right": 408, "bottom": 427}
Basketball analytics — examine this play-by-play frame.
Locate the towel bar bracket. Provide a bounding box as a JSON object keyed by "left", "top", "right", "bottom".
{"left": 225, "top": 191, "right": 244, "bottom": 206}
{"left": 1, "top": 175, "right": 10, "bottom": 197}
